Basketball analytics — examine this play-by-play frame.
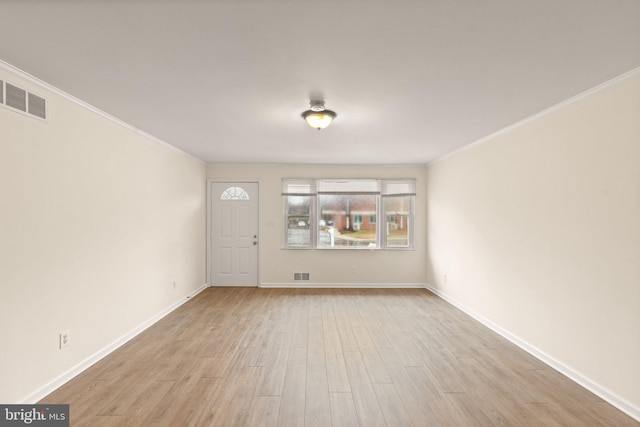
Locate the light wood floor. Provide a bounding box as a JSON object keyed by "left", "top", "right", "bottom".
{"left": 41, "top": 288, "right": 638, "bottom": 426}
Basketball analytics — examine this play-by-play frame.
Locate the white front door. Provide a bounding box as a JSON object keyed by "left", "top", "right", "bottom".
{"left": 210, "top": 182, "right": 259, "bottom": 286}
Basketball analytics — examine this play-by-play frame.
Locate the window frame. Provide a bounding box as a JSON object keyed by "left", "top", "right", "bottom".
{"left": 282, "top": 179, "right": 316, "bottom": 249}
{"left": 381, "top": 193, "right": 414, "bottom": 249}
{"left": 282, "top": 178, "right": 415, "bottom": 250}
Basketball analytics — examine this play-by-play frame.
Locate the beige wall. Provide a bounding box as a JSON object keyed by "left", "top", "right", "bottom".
{"left": 0, "top": 68, "right": 207, "bottom": 402}
{"left": 426, "top": 72, "right": 640, "bottom": 413}
{"left": 3, "top": 57, "right": 637, "bottom": 417}
{"left": 207, "top": 164, "right": 428, "bottom": 286}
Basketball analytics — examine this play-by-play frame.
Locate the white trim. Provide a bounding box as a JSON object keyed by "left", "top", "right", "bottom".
{"left": 19, "top": 283, "right": 209, "bottom": 404}
{"left": 427, "top": 66, "right": 640, "bottom": 167}
{"left": 423, "top": 283, "right": 640, "bottom": 422}
{"left": 206, "top": 180, "right": 212, "bottom": 286}
{"left": 260, "top": 282, "right": 427, "bottom": 289}
{"left": 0, "top": 59, "right": 205, "bottom": 165}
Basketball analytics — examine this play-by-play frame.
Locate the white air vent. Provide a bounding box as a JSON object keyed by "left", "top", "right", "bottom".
{"left": 294, "top": 273, "right": 310, "bottom": 281}
{"left": 1, "top": 80, "right": 47, "bottom": 120}
{"left": 6, "top": 83, "right": 26, "bottom": 112}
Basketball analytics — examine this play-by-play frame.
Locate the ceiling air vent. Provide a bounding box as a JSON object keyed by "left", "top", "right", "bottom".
{"left": 1, "top": 80, "right": 47, "bottom": 120}
{"left": 6, "top": 83, "right": 27, "bottom": 112}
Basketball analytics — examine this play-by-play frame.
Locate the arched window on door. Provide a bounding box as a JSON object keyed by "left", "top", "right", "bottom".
{"left": 220, "top": 186, "right": 250, "bottom": 200}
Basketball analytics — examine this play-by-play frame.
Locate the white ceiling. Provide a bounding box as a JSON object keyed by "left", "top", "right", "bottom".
{"left": 1, "top": 0, "right": 639, "bottom": 165}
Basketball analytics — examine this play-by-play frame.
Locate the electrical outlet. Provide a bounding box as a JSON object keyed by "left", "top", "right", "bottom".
{"left": 59, "top": 331, "right": 70, "bottom": 349}
{"left": 172, "top": 281, "right": 176, "bottom": 290}
{"left": 351, "top": 266, "right": 356, "bottom": 273}
{"left": 444, "top": 274, "right": 447, "bottom": 283}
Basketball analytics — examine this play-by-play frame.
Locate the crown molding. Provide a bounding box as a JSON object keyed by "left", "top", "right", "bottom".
{"left": 0, "top": 59, "right": 206, "bottom": 165}
{"left": 427, "top": 66, "right": 640, "bottom": 167}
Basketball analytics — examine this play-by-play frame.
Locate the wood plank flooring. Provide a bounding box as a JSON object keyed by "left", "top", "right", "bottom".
{"left": 40, "top": 288, "right": 639, "bottom": 426}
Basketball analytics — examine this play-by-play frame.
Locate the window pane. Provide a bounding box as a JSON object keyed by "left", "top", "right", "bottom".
{"left": 220, "top": 186, "right": 249, "bottom": 200}
{"left": 386, "top": 195, "right": 411, "bottom": 248}
{"left": 287, "top": 196, "right": 309, "bottom": 215}
{"left": 318, "top": 194, "right": 377, "bottom": 248}
{"left": 286, "top": 196, "right": 311, "bottom": 247}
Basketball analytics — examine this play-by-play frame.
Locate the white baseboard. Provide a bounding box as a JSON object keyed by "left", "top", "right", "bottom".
{"left": 20, "top": 283, "right": 209, "bottom": 404}
{"left": 259, "top": 282, "right": 427, "bottom": 289}
{"left": 423, "top": 283, "right": 640, "bottom": 422}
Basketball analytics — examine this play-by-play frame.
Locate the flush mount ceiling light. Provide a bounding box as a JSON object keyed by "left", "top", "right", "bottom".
{"left": 302, "top": 100, "right": 336, "bottom": 130}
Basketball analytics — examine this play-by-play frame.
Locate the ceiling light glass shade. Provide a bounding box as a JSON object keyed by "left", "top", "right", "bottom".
{"left": 302, "top": 109, "right": 336, "bottom": 130}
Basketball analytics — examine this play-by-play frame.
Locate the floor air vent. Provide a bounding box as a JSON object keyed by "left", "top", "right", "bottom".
{"left": 294, "top": 273, "right": 310, "bottom": 281}
{"left": 1, "top": 80, "right": 47, "bottom": 120}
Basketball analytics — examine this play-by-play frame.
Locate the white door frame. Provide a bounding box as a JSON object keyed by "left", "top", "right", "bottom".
{"left": 207, "top": 179, "right": 260, "bottom": 287}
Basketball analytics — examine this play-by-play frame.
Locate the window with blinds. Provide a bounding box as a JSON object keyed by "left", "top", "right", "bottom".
{"left": 282, "top": 178, "right": 415, "bottom": 249}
